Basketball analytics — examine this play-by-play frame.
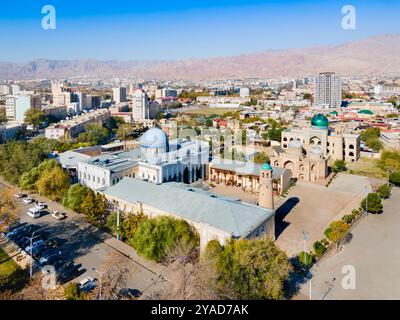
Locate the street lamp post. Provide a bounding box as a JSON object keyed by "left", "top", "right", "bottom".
{"left": 93, "top": 268, "right": 104, "bottom": 300}
{"left": 116, "top": 207, "right": 120, "bottom": 241}
{"left": 25, "top": 231, "right": 40, "bottom": 279}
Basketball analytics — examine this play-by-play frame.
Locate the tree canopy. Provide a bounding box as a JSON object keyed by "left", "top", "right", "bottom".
{"left": 62, "top": 184, "right": 91, "bottom": 213}
{"left": 361, "top": 193, "right": 383, "bottom": 213}
{"left": 132, "top": 216, "right": 198, "bottom": 262}
{"left": 213, "top": 238, "right": 290, "bottom": 299}
{"left": 24, "top": 109, "right": 47, "bottom": 129}
{"left": 77, "top": 124, "right": 110, "bottom": 146}
{"left": 36, "top": 166, "right": 70, "bottom": 201}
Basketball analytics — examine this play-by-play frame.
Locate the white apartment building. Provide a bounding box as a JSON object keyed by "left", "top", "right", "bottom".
{"left": 133, "top": 89, "right": 149, "bottom": 121}
{"left": 0, "top": 85, "right": 10, "bottom": 95}
{"left": 5, "top": 94, "right": 41, "bottom": 121}
{"left": 240, "top": 87, "right": 251, "bottom": 98}
{"left": 112, "top": 87, "right": 127, "bottom": 104}
{"left": 314, "top": 72, "right": 342, "bottom": 109}
{"left": 45, "top": 108, "right": 110, "bottom": 140}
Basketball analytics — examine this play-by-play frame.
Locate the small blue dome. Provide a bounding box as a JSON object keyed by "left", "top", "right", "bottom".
{"left": 140, "top": 127, "right": 169, "bottom": 150}
{"left": 261, "top": 163, "right": 272, "bottom": 171}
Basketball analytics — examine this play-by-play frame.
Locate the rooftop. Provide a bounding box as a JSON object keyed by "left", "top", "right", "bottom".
{"left": 103, "top": 177, "right": 274, "bottom": 238}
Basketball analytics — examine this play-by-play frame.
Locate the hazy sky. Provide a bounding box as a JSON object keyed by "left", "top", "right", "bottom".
{"left": 1, "top": 0, "right": 399, "bottom": 62}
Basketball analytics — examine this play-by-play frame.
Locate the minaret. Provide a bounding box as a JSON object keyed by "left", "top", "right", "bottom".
{"left": 259, "top": 163, "right": 274, "bottom": 211}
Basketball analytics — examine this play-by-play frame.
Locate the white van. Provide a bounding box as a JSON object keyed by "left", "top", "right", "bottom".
{"left": 27, "top": 207, "right": 41, "bottom": 219}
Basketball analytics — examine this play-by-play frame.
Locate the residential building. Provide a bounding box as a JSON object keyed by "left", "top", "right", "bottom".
{"left": 45, "top": 108, "right": 110, "bottom": 140}
{"left": 113, "top": 87, "right": 127, "bottom": 104}
{"left": 314, "top": 72, "right": 342, "bottom": 109}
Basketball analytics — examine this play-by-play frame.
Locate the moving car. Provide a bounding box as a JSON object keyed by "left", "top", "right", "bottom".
{"left": 23, "top": 197, "right": 34, "bottom": 204}
{"left": 51, "top": 211, "right": 65, "bottom": 220}
{"left": 79, "top": 277, "right": 97, "bottom": 293}
{"left": 35, "top": 202, "right": 47, "bottom": 210}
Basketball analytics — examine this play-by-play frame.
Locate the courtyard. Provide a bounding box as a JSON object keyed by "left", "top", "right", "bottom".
{"left": 297, "top": 187, "right": 400, "bottom": 299}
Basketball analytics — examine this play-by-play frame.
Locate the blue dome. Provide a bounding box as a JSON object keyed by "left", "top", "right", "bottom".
{"left": 140, "top": 127, "right": 169, "bottom": 150}
{"left": 261, "top": 163, "right": 272, "bottom": 171}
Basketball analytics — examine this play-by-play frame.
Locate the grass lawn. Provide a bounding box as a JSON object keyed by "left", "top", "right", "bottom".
{"left": 183, "top": 107, "right": 240, "bottom": 116}
{"left": 0, "top": 247, "right": 19, "bottom": 278}
{"left": 346, "top": 157, "right": 387, "bottom": 179}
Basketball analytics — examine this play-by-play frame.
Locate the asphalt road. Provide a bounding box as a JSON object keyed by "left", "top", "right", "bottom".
{"left": 1, "top": 181, "right": 170, "bottom": 297}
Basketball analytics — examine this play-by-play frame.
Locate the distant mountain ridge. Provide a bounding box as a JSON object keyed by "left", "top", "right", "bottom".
{"left": 1, "top": 34, "right": 400, "bottom": 80}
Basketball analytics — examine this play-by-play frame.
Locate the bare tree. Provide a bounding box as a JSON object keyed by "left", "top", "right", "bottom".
{"left": 90, "top": 251, "right": 130, "bottom": 300}
{"left": 148, "top": 240, "right": 223, "bottom": 300}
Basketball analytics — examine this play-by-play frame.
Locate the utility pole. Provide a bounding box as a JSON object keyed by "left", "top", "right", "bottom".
{"left": 116, "top": 207, "right": 120, "bottom": 241}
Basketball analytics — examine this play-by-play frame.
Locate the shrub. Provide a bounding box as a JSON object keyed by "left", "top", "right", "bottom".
{"left": 342, "top": 214, "right": 354, "bottom": 224}
{"left": 361, "top": 193, "right": 383, "bottom": 214}
{"left": 320, "top": 238, "right": 329, "bottom": 247}
{"left": 313, "top": 241, "right": 327, "bottom": 258}
{"left": 324, "top": 227, "right": 333, "bottom": 239}
{"left": 298, "top": 251, "right": 314, "bottom": 267}
{"left": 389, "top": 171, "right": 400, "bottom": 186}
{"left": 377, "top": 184, "right": 391, "bottom": 199}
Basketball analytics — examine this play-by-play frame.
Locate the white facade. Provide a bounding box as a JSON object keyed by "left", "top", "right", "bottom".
{"left": 138, "top": 127, "right": 210, "bottom": 184}
{"left": 240, "top": 87, "right": 251, "bottom": 97}
{"left": 113, "top": 87, "right": 127, "bottom": 104}
{"left": 314, "top": 72, "right": 342, "bottom": 109}
{"left": 133, "top": 89, "right": 149, "bottom": 121}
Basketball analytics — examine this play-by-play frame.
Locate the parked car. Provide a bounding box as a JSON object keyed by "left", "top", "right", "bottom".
{"left": 14, "top": 192, "right": 26, "bottom": 199}
{"left": 51, "top": 211, "right": 65, "bottom": 220}
{"left": 79, "top": 277, "right": 97, "bottom": 293}
{"left": 118, "top": 288, "right": 142, "bottom": 299}
{"left": 46, "top": 254, "right": 66, "bottom": 266}
{"left": 58, "top": 265, "right": 82, "bottom": 284}
{"left": 35, "top": 202, "right": 47, "bottom": 210}
{"left": 39, "top": 251, "right": 61, "bottom": 265}
{"left": 31, "top": 243, "right": 47, "bottom": 257}
{"left": 25, "top": 239, "right": 44, "bottom": 253}
{"left": 23, "top": 197, "right": 34, "bottom": 204}
{"left": 26, "top": 208, "right": 41, "bottom": 219}
{"left": 6, "top": 226, "right": 25, "bottom": 239}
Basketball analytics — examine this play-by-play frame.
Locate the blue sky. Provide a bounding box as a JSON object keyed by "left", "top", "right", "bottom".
{"left": 1, "top": 0, "right": 399, "bottom": 62}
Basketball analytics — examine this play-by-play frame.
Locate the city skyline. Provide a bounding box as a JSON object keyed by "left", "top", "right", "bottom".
{"left": 1, "top": 0, "right": 400, "bottom": 62}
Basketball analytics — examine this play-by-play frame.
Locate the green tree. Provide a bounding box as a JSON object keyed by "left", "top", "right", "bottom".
{"left": 361, "top": 193, "right": 383, "bottom": 213}
{"left": 19, "top": 159, "right": 60, "bottom": 190}
{"left": 64, "top": 282, "right": 87, "bottom": 300}
{"left": 360, "top": 127, "right": 381, "bottom": 142}
{"left": 332, "top": 159, "right": 347, "bottom": 173}
{"left": 389, "top": 171, "right": 400, "bottom": 186}
{"left": 379, "top": 150, "right": 400, "bottom": 171}
{"left": 325, "top": 221, "right": 349, "bottom": 244}
{"left": 0, "top": 141, "right": 46, "bottom": 184}
{"left": 35, "top": 166, "right": 70, "bottom": 201}
{"left": 116, "top": 123, "right": 133, "bottom": 140}
{"left": 77, "top": 124, "right": 110, "bottom": 145}
{"left": 303, "top": 93, "right": 313, "bottom": 102}
{"left": 365, "top": 138, "right": 383, "bottom": 152}
{"left": 313, "top": 241, "right": 327, "bottom": 258}
{"left": 24, "top": 109, "right": 47, "bottom": 129}
{"left": 377, "top": 184, "right": 391, "bottom": 199}
{"left": 253, "top": 151, "right": 270, "bottom": 164}
{"left": 80, "top": 191, "right": 108, "bottom": 225}
{"left": 215, "top": 238, "right": 290, "bottom": 300}
{"left": 0, "top": 108, "right": 7, "bottom": 123}
{"left": 120, "top": 211, "right": 148, "bottom": 245}
{"left": 132, "top": 216, "right": 198, "bottom": 262}
{"left": 298, "top": 251, "right": 314, "bottom": 267}
{"left": 205, "top": 118, "right": 213, "bottom": 127}
{"left": 62, "top": 184, "right": 90, "bottom": 212}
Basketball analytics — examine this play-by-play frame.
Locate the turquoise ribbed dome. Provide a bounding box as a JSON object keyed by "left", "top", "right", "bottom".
{"left": 311, "top": 114, "right": 329, "bottom": 128}
{"left": 261, "top": 163, "right": 272, "bottom": 171}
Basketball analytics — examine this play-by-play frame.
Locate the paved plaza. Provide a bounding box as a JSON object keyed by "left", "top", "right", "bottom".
{"left": 297, "top": 187, "right": 400, "bottom": 299}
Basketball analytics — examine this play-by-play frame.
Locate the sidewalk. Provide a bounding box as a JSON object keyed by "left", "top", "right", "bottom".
{"left": 0, "top": 177, "right": 170, "bottom": 281}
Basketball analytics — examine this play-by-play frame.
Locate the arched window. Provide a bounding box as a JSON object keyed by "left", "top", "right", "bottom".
{"left": 349, "top": 152, "right": 354, "bottom": 157}
{"left": 349, "top": 144, "right": 354, "bottom": 149}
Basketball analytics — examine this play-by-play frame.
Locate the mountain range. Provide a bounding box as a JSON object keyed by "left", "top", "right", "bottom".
{"left": 1, "top": 34, "right": 400, "bottom": 81}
